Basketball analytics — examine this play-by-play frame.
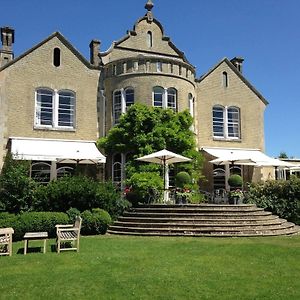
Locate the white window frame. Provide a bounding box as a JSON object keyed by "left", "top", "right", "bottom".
{"left": 113, "top": 88, "right": 135, "bottom": 125}
{"left": 213, "top": 105, "right": 240, "bottom": 139}
{"left": 35, "top": 88, "right": 75, "bottom": 129}
{"left": 153, "top": 86, "right": 177, "bottom": 111}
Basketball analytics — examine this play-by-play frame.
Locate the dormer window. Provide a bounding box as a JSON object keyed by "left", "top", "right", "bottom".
{"left": 147, "top": 31, "right": 153, "bottom": 48}
{"left": 53, "top": 48, "right": 61, "bottom": 67}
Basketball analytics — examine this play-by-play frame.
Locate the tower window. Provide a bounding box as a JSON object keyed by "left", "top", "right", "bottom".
{"left": 147, "top": 31, "right": 153, "bottom": 48}
{"left": 53, "top": 48, "right": 61, "bottom": 67}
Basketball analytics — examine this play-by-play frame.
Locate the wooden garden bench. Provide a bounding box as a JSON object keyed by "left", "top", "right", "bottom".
{"left": 0, "top": 227, "right": 14, "bottom": 256}
{"left": 56, "top": 216, "right": 82, "bottom": 253}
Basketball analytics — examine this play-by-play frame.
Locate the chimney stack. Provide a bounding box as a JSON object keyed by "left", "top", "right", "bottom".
{"left": 230, "top": 57, "right": 244, "bottom": 73}
{"left": 0, "top": 26, "right": 15, "bottom": 67}
{"left": 89, "top": 39, "right": 101, "bottom": 66}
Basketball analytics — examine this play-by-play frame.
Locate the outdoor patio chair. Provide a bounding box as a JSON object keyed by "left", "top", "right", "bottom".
{"left": 56, "top": 216, "right": 82, "bottom": 253}
{"left": 0, "top": 227, "right": 14, "bottom": 256}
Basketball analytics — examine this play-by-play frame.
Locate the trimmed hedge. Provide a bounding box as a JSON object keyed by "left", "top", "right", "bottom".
{"left": 81, "top": 208, "right": 112, "bottom": 235}
{"left": 0, "top": 208, "right": 112, "bottom": 241}
{"left": 0, "top": 212, "right": 69, "bottom": 241}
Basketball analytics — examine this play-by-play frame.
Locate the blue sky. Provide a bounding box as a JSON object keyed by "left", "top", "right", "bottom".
{"left": 2, "top": 0, "right": 300, "bottom": 158}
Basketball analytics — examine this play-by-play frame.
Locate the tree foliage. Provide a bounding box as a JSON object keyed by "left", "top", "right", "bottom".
{"left": 98, "top": 104, "right": 203, "bottom": 197}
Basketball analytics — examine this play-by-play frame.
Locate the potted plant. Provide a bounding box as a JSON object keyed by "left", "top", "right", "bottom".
{"left": 175, "top": 171, "right": 191, "bottom": 204}
{"left": 228, "top": 174, "right": 243, "bottom": 204}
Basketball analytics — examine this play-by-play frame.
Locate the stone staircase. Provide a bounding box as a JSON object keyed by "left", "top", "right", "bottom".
{"left": 107, "top": 204, "right": 300, "bottom": 237}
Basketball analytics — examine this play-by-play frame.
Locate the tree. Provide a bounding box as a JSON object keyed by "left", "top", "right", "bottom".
{"left": 98, "top": 104, "right": 203, "bottom": 201}
{"left": 279, "top": 151, "right": 288, "bottom": 159}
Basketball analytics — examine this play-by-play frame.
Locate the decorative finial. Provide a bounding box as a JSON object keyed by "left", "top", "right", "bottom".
{"left": 145, "top": 0, "right": 154, "bottom": 11}
{"left": 145, "top": 0, "right": 154, "bottom": 22}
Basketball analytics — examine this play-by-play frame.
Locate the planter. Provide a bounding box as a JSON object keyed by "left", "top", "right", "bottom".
{"left": 229, "top": 196, "right": 240, "bottom": 205}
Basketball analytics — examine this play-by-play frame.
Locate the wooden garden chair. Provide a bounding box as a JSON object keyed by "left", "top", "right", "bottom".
{"left": 56, "top": 216, "right": 82, "bottom": 253}
{"left": 0, "top": 227, "right": 14, "bottom": 256}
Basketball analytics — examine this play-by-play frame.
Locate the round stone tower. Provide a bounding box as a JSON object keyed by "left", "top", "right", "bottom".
{"left": 99, "top": 0, "right": 196, "bottom": 135}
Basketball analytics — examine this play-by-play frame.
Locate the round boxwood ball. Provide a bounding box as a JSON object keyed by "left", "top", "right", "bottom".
{"left": 228, "top": 174, "right": 243, "bottom": 187}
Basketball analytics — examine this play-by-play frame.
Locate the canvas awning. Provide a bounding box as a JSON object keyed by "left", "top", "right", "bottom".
{"left": 10, "top": 137, "right": 106, "bottom": 164}
{"left": 201, "top": 147, "right": 293, "bottom": 168}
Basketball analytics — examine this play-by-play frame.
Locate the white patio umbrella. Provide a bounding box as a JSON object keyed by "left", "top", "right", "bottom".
{"left": 136, "top": 149, "right": 191, "bottom": 202}
{"left": 210, "top": 156, "right": 256, "bottom": 166}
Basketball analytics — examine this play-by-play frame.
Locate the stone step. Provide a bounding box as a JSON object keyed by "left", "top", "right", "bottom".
{"left": 107, "top": 227, "right": 300, "bottom": 237}
{"left": 118, "top": 215, "right": 279, "bottom": 223}
{"left": 109, "top": 222, "right": 294, "bottom": 233}
{"left": 130, "top": 206, "right": 262, "bottom": 213}
{"left": 113, "top": 218, "right": 286, "bottom": 228}
{"left": 109, "top": 204, "right": 300, "bottom": 237}
{"left": 137, "top": 204, "right": 256, "bottom": 209}
{"left": 123, "top": 211, "right": 273, "bottom": 218}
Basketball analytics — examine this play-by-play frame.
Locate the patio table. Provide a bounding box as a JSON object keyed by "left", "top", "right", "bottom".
{"left": 23, "top": 232, "right": 48, "bottom": 255}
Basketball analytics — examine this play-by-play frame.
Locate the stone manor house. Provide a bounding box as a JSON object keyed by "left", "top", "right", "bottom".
{"left": 0, "top": 1, "right": 277, "bottom": 193}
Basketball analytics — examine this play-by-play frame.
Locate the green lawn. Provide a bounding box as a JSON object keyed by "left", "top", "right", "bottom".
{"left": 1, "top": 235, "right": 300, "bottom": 300}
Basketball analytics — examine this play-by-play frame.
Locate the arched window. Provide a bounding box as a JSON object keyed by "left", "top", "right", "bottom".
{"left": 58, "top": 90, "right": 75, "bottom": 127}
{"left": 167, "top": 88, "right": 177, "bottom": 111}
{"left": 113, "top": 90, "right": 122, "bottom": 124}
{"left": 222, "top": 71, "right": 228, "bottom": 87}
{"left": 56, "top": 166, "right": 75, "bottom": 179}
{"left": 213, "top": 166, "right": 226, "bottom": 190}
{"left": 112, "top": 154, "right": 122, "bottom": 186}
{"left": 188, "top": 93, "right": 194, "bottom": 117}
{"left": 53, "top": 48, "right": 61, "bottom": 67}
{"left": 227, "top": 107, "right": 240, "bottom": 138}
{"left": 147, "top": 31, "right": 153, "bottom": 48}
{"left": 213, "top": 106, "right": 225, "bottom": 138}
{"left": 125, "top": 88, "right": 134, "bottom": 111}
{"left": 36, "top": 88, "right": 54, "bottom": 126}
{"left": 31, "top": 162, "right": 51, "bottom": 184}
{"left": 153, "top": 86, "right": 164, "bottom": 108}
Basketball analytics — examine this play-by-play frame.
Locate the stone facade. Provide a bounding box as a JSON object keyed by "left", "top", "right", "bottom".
{"left": 0, "top": 1, "right": 269, "bottom": 191}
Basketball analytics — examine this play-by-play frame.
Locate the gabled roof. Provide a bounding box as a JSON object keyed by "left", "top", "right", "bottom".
{"left": 0, "top": 32, "right": 99, "bottom": 72}
{"left": 100, "top": 15, "right": 192, "bottom": 65}
{"left": 197, "top": 58, "right": 268, "bottom": 105}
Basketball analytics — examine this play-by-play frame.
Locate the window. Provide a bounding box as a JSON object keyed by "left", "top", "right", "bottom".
{"left": 222, "top": 72, "right": 228, "bottom": 87}
{"left": 36, "top": 89, "right": 54, "bottom": 126}
{"left": 147, "top": 31, "right": 153, "bottom": 48}
{"left": 167, "top": 88, "right": 177, "bottom": 111}
{"left": 153, "top": 87, "right": 177, "bottom": 110}
{"left": 53, "top": 48, "right": 61, "bottom": 67}
{"left": 153, "top": 86, "right": 164, "bottom": 108}
{"left": 35, "top": 88, "right": 75, "bottom": 129}
{"left": 56, "top": 165, "right": 75, "bottom": 179}
{"left": 112, "top": 154, "right": 122, "bottom": 187}
{"left": 58, "top": 91, "right": 75, "bottom": 127}
{"left": 213, "top": 166, "right": 226, "bottom": 190}
{"left": 31, "top": 162, "right": 51, "bottom": 184}
{"left": 113, "top": 90, "right": 122, "bottom": 125}
{"left": 213, "top": 106, "right": 224, "bottom": 138}
{"left": 188, "top": 93, "right": 194, "bottom": 117}
{"left": 125, "top": 88, "right": 134, "bottom": 111}
{"left": 156, "top": 61, "right": 162, "bottom": 72}
{"left": 212, "top": 105, "right": 240, "bottom": 139}
{"left": 113, "top": 88, "right": 135, "bottom": 124}
{"left": 227, "top": 107, "right": 240, "bottom": 138}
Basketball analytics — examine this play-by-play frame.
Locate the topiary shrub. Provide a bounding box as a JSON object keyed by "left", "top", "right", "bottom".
{"left": 66, "top": 207, "right": 81, "bottom": 223}
{"left": 81, "top": 208, "right": 112, "bottom": 235}
{"left": 228, "top": 174, "right": 243, "bottom": 188}
{"left": 175, "top": 171, "right": 191, "bottom": 188}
